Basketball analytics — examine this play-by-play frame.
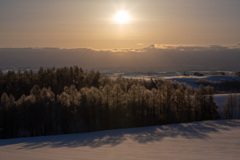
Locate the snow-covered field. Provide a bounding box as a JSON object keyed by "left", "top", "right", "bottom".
{"left": 214, "top": 93, "right": 240, "bottom": 107}
{"left": 105, "top": 71, "right": 240, "bottom": 88}
{"left": 213, "top": 93, "right": 240, "bottom": 116}
{"left": 1, "top": 120, "right": 240, "bottom": 160}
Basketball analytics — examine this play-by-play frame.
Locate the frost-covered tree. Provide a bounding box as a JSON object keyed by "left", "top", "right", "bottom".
{"left": 222, "top": 94, "right": 238, "bottom": 119}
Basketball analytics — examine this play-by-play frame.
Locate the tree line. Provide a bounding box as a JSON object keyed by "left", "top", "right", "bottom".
{"left": 221, "top": 94, "right": 240, "bottom": 119}
{"left": 196, "top": 79, "right": 240, "bottom": 93}
{"left": 0, "top": 67, "right": 219, "bottom": 138}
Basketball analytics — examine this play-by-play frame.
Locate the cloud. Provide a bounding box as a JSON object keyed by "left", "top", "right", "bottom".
{"left": 137, "top": 43, "right": 145, "bottom": 46}
{"left": 0, "top": 45, "right": 240, "bottom": 72}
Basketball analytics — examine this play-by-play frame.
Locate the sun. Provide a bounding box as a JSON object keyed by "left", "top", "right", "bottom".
{"left": 114, "top": 11, "right": 130, "bottom": 24}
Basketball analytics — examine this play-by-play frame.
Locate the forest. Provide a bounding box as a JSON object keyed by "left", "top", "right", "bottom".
{"left": 196, "top": 79, "right": 240, "bottom": 93}
{"left": 0, "top": 66, "right": 223, "bottom": 138}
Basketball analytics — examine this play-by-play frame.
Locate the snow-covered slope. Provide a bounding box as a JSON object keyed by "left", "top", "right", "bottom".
{"left": 213, "top": 93, "right": 240, "bottom": 116}
{"left": 1, "top": 120, "right": 240, "bottom": 160}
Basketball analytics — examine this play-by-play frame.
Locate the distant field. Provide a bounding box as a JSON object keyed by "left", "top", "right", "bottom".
{"left": 104, "top": 71, "right": 240, "bottom": 88}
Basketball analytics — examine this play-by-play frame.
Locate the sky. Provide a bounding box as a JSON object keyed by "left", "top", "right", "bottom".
{"left": 1, "top": 0, "right": 240, "bottom": 49}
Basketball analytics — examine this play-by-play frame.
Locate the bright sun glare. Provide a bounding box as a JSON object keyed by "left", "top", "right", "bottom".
{"left": 114, "top": 11, "right": 130, "bottom": 24}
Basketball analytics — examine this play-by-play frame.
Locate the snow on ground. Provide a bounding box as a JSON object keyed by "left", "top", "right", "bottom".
{"left": 1, "top": 120, "right": 240, "bottom": 160}
{"left": 167, "top": 75, "right": 240, "bottom": 88}
{"left": 214, "top": 94, "right": 237, "bottom": 107}
{"left": 105, "top": 71, "right": 240, "bottom": 88}
{"left": 213, "top": 93, "right": 240, "bottom": 114}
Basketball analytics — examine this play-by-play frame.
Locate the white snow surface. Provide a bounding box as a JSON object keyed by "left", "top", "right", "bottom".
{"left": 1, "top": 120, "right": 240, "bottom": 160}
{"left": 107, "top": 72, "right": 240, "bottom": 88}
{"left": 213, "top": 93, "right": 240, "bottom": 114}
{"left": 214, "top": 94, "right": 240, "bottom": 107}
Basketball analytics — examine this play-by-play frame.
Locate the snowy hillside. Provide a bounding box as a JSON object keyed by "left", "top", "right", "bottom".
{"left": 105, "top": 71, "right": 240, "bottom": 88}
{"left": 1, "top": 120, "right": 240, "bottom": 160}
{"left": 214, "top": 93, "right": 240, "bottom": 107}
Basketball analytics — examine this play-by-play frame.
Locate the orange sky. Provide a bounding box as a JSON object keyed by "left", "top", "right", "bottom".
{"left": 1, "top": 0, "right": 240, "bottom": 49}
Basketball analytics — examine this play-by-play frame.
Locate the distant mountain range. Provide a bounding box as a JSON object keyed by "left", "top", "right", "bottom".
{"left": 1, "top": 45, "right": 240, "bottom": 72}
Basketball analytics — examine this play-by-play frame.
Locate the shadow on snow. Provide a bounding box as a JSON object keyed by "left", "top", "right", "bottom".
{"left": 0, "top": 120, "right": 239, "bottom": 149}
